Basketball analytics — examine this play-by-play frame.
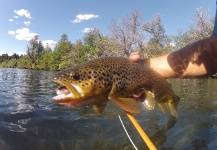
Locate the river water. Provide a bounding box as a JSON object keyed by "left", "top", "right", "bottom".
{"left": 0, "top": 68, "right": 217, "bottom": 150}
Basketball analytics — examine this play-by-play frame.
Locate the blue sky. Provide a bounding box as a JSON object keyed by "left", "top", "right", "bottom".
{"left": 0, "top": 0, "right": 216, "bottom": 55}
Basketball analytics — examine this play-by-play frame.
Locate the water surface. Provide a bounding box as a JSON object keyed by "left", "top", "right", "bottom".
{"left": 0, "top": 68, "right": 217, "bottom": 150}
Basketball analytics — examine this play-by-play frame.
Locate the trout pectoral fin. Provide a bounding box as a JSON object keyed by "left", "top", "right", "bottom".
{"left": 93, "top": 102, "right": 107, "bottom": 114}
{"left": 109, "top": 97, "right": 140, "bottom": 114}
{"left": 143, "top": 91, "right": 155, "bottom": 110}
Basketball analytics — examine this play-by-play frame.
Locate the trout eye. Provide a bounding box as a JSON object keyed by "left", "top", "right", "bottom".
{"left": 70, "top": 72, "right": 80, "bottom": 80}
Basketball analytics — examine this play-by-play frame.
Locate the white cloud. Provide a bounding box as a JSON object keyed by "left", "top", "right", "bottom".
{"left": 8, "top": 31, "right": 16, "bottom": 35}
{"left": 16, "top": 28, "right": 37, "bottom": 41}
{"left": 14, "top": 16, "right": 19, "bottom": 19}
{"left": 14, "top": 9, "right": 31, "bottom": 19}
{"left": 9, "top": 19, "right": 13, "bottom": 22}
{"left": 42, "top": 40, "right": 57, "bottom": 48}
{"left": 8, "top": 28, "right": 38, "bottom": 41}
{"left": 81, "top": 27, "right": 94, "bottom": 33}
{"left": 24, "top": 21, "right": 31, "bottom": 26}
{"left": 72, "top": 14, "right": 99, "bottom": 23}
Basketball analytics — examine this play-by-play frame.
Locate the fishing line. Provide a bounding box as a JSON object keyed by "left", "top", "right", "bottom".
{"left": 115, "top": 107, "right": 157, "bottom": 150}
{"left": 118, "top": 113, "right": 138, "bottom": 150}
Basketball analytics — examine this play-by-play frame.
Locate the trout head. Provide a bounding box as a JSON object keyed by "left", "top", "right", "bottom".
{"left": 52, "top": 65, "right": 112, "bottom": 109}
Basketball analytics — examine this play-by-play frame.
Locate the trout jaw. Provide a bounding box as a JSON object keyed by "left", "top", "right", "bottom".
{"left": 52, "top": 86, "right": 94, "bottom": 107}
{"left": 53, "top": 76, "right": 81, "bottom": 98}
{"left": 52, "top": 77, "right": 90, "bottom": 106}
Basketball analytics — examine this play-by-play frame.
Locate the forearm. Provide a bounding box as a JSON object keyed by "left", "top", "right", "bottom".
{"left": 144, "top": 35, "right": 217, "bottom": 78}
{"left": 134, "top": 1, "right": 217, "bottom": 78}
{"left": 144, "top": 53, "right": 177, "bottom": 78}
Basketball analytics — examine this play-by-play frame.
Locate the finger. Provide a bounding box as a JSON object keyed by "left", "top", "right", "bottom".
{"left": 129, "top": 52, "right": 140, "bottom": 63}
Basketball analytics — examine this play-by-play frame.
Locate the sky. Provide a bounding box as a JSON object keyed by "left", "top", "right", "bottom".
{"left": 0, "top": 0, "right": 216, "bottom": 55}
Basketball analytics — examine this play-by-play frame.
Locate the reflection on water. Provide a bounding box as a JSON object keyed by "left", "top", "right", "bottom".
{"left": 0, "top": 68, "right": 217, "bottom": 149}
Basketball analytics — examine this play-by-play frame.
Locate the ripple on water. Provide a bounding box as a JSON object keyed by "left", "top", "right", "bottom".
{"left": 3, "top": 118, "right": 31, "bottom": 133}
{"left": 5, "top": 122, "right": 27, "bottom": 132}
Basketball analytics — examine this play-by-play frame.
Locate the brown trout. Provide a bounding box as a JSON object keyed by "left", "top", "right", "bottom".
{"left": 52, "top": 57, "right": 179, "bottom": 117}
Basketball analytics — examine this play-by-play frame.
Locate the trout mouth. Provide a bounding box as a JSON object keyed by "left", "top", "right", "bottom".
{"left": 52, "top": 79, "right": 94, "bottom": 107}
{"left": 52, "top": 76, "right": 81, "bottom": 100}
{"left": 52, "top": 85, "right": 72, "bottom": 101}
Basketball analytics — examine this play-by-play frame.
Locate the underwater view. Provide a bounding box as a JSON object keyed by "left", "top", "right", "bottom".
{"left": 0, "top": 68, "right": 217, "bottom": 150}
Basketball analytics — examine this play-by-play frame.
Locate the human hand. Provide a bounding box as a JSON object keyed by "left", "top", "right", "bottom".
{"left": 129, "top": 52, "right": 141, "bottom": 63}
{"left": 128, "top": 52, "right": 146, "bottom": 99}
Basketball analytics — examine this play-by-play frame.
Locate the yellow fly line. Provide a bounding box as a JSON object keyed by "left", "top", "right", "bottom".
{"left": 125, "top": 111, "right": 157, "bottom": 150}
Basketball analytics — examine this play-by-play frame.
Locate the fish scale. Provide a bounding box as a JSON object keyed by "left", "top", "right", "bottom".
{"left": 52, "top": 57, "right": 180, "bottom": 117}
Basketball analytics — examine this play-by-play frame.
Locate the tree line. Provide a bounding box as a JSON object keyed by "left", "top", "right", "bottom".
{"left": 0, "top": 8, "right": 214, "bottom": 70}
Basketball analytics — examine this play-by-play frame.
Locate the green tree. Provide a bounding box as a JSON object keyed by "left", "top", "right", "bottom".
{"left": 144, "top": 14, "right": 166, "bottom": 46}
{"left": 39, "top": 50, "right": 53, "bottom": 70}
{"left": 10, "top": 53, "right": 19, "bottom": 60}
{"left": 44, "top": 43, "right": 52, "bottom": 52}
{"left": 53, "top": 34, "right": 72, "bottom": 70}
{"left": 54, "top": 34, "right": 71, "bottom": 54}
{"left": 143, "top": 14, "right": 172, "bottom": 57}
{"left": 0, "top": 54, "right": 9, "bottom": 62}
{"left": 82, "top": 28, "right": 102, "bottom": 60}
{"left": 7, "top": 59, "right": 17, "bottom": 68}
{"left": 71, "top": 40, "right": 87, "bottom": 63}
{"left": 17, "top": 55, "right": 31, "bottom": 69}
{"left": 26, "top": 35, "right": 45, "bottom": 68}
{"left": 172, "top": 29, "right": 191, "bottom": 50}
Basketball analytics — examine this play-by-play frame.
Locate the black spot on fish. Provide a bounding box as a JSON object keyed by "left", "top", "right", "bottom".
{"left": 99, "top": 77, "right": 103, "bottom": 81}
{"left": 72, "top": 72, "right": 80, "bottom": 80}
